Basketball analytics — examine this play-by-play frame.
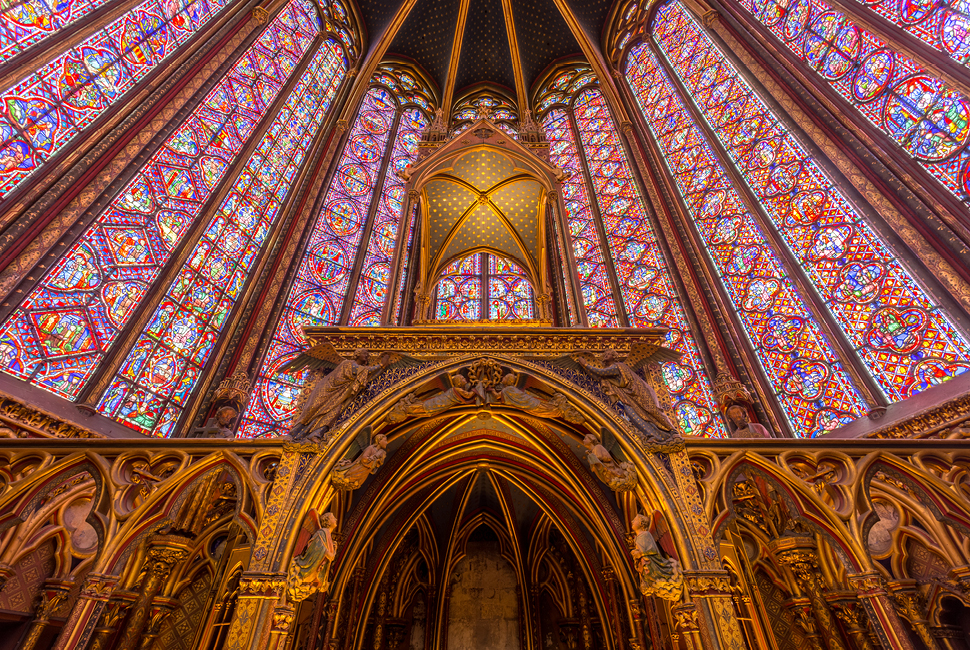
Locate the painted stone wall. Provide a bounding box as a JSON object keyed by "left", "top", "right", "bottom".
{"left": 446, "top": 541, "right": 520, "bottom": 650}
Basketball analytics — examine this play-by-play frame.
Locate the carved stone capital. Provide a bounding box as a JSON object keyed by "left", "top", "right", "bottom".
{"left": 682, "top": 570, "right": 734, "bottom": 597}
{"left": 408, "top": 190, "right": 420, "bottom": 201}
{"left": 252, "top": 5, "right": 269, "bottom": 24}
{"left": 214, "top": 370, "right": 252, "bottom": 405}
{"left": 271, "top": 604, "right": 296, "bottom": 633}
{"left": 35, "top": 579, "right": 74, "bottom": 619}
{"left": 239, "top": 573, "right": 288, "bottom": 597}
{"left": 80, "top": 573, "right": 119, "bottom": 600}
{"left": 336, "top": 119, "right": 349, "bottom": 134}
{"left": 671, "top": 603, "right": 700, "bottom": 632}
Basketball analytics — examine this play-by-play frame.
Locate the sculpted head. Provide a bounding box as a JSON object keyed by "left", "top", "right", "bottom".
{"left": 501, "top": 373, "right": 516, "bottom": 387}
{"left": 601, "top": 348, "right": 619, "bottom": 363}
{"left": 631, "top": 514, "right": 649, "bottom": 533}
{"left": 451, "top": 374, "right": 468, "bottom": 388}
{"left": 582, "top": 433, "right": 599, "bottom": 450}
{"left": 320, "top": 512, "right": 337, "bottom": 529}
{"left": 354, "top": 348, "right": 370, "bottom": 365}
{"left": 374, "top": 434, "right": 388, "bottom": 449}
{"left": 726, "top": 405, "right": 749, "bottom": 427}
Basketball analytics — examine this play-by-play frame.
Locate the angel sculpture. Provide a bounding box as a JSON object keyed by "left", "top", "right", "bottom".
{"left": 331, "top": 434, "right": 388, "bottom": 491}
{"left": 631, "top": 513, "right": 683, "bottom": 601}
{"left": 286, "top": 345, "right": 409, "bottom": 441}
{"left": 487, "top": 373, "right": 585, "bottom": 424}
{"left": 286, "top": 511, "right": 337, "bottom": 602}
{"left": 582, "top": 433, "right": 636, "bottom": 491}
{"left": 572, "top": 348, "right": 676, "bottom": 441}
{"left": 386, "top": 373, "right": 483, "bottom": 423}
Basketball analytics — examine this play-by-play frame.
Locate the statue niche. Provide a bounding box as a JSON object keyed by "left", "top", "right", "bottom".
{"left": 386, "top": 360, "right": 584, "bottom": 425}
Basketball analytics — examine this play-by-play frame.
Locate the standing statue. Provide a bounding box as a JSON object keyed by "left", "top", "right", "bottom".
{"left": 576, "top": 349, "right": 676, "bottom": 441}
{"left": 386, "top": 374, "right": 482, "bottom": 423}
{"left": 631, "top": 514, "right": 683, "bottom": 601}
{"left": 286, "top": 512, "right": 338, "bottom": 602}
{"left": 289, "top": 348, "right": 392, "bottom": 441}
{"left": 488, "top": 373, "right": 585, "bottom": 424}
{"left": 725, "top": 405, "right": 771, "bottom": 438}
{"left": 582, "top": 433, "right": 636, "bottom": 491}
{"left": 331, "top": 434, "right": 388, "bottom": 491}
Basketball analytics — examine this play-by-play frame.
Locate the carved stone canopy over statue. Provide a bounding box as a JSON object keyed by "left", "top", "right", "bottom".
{"left": 582, "top": 432, "right": 636, "bottom": 491}
{"left": 631, "top": 513, "right": 683, "bottom": 601}
{"left": 286, "top": 344, "right": 414, "bottom": 441}
{"left": 572, "top": 348, "right": 677, "bottom": 441}
{"left": 331, "top": 433, "right": 388, "bottom": 491}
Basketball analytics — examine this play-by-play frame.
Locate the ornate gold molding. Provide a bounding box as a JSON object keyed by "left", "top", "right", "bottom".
{"left": 865, "top": 390, "right": 970, "bottom": 439}
{"left": 0, "top": 390, "right": 103, "bottom": 439}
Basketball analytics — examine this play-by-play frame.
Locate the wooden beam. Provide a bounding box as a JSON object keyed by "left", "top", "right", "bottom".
{"left": 500, "top": 0, "right": 529, "bottom": 114}
{"left": 442, "top": 0, "right": 474, "bottom": 121}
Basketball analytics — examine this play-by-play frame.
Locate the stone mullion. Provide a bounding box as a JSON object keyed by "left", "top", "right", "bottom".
{"left": 848, "top": 573, "right": 917, "bottom": 650}
{"left": 479, "top": 252, "right": 489, "bottom": 320}
{"left": 76, "top": 32, "right": 325, "bottom": 409}
{"left": 17, "top": 578, "right": 73, "bottom": 650}
{"left": 566, "top": 107, "right": 630, "bottom": 328}
{"left": 548, "top": 193, "right": 590, "bottom": 328}
{"left": 179, "top": 66, "right": 353, "bottom": 433}
{"left": 399, "top": 207, "right": 424, "bottom": 325}
{"left": 709, "top": 0, "right": 970, "bottom": 285}
{"left": 50, "top": 573, "right": 118, "bottom": 650}
{"left": 380, "top": 190, "right": 417, "bottom": 326}
{"left": 0, "top": 0, "right": 259, "bottom": 280}
{"left": 619, "top": 67, "right": 788, "bottom": 435}
{"left": 115, "top": 537, "right": 190, "bottom": 650}
{"left": 772, "top": 542, "right": 847, "bottom": 650}
{"left": 703, "top": 7, "right": 970, "bottom": 322}
{"left": 647, "top": 34, "right": 889, "bottom": 415}
{"left": 339, "top": 108, "right": 403, "bottom": 326}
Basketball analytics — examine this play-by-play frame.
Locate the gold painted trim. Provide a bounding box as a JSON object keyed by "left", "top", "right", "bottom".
{"left": 442, "top": 0, "right": 473, "bottom": 119}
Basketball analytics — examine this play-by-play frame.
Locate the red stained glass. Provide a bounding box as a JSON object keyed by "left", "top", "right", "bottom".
{"left": 0, "top": 0, "right": 322, "bottom": 401}
{"left": 626, "top": 40, "right": 870, "bottom": 437}
{"left": 435, "top": 253, "right": 483, "bottom": 320}
{"left": 650, "top": 1, "right": 970, "bottom": 402}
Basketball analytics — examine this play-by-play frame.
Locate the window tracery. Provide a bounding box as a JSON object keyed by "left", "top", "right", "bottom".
{"left": 536, "top": 64, "right": 724, "bottom": 437}
{"left": 739, "top": 0, "right": 970, "bottom": 204}
{"left": 0, "top": 0, "right": 331, "bottom": 407}
{"left": 239, "top": 67, "right": 434, "bottom": 438}
{"left": 0, "top": 0, "right": 238, "bottom": 200}
{"left": 432, "top": 252, "right": 535, "bottom": 321}
{"left": 451, "top": 90, "right": 518, "bottom": 137}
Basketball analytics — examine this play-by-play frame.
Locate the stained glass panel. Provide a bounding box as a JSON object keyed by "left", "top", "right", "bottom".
{"left": 853, "top": 0, "right": 970, "bottom": 63}
{"left": 97, "top": 40, "right": 346, "bottom": 436}
{"left": 0, "top": 0, "right": 111, "bottom": 62}
{"left": 739, "top": 0, "right": 970, "bottom": 204}
{"left": 571, "top": 88, "right": 724, "bottom": 437}
{"left": 348, "top": 107, "right": 428, "bottom": 326}
{"left": 238, "top": 86, "right": 397, "bottom": 437}
{"left": 627, "top": 42, "right": 870, "bottom": 437}
{"left": 488, "top": 255, "right": 534, "bottom": 319}
{"left": 435, "top": 254, "right": 483, "bottom": 320}
{"left": 651, "top": 1, "right": 970, "bottom": 400}
{"left": 0, "top": 0, "right": 240, "bottom": 200}
{"left": 0, "top": 0, "right": 321, "bottom": 400}
{"left": 542, "top": 109, "right": 619, "bottom": 327}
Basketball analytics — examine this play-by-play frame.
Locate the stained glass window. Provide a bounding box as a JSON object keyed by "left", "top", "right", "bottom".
{"left": 240, "top": 71, "right": 432, "bottom": 437}
{"left": 739, "top": 0, "right": 970, "bottom": 204}
{"left": 626, "top": 42, "right": 869, "bottom": 437}
{"left": 347, "top": 107, "right": 428, "bottom": 326}
{"left": 649, "top": 1, "right": 970, "bottom": 403}
{"left": 542, "top": 109, "right": 619, "bottom": 327}
{"left": 1, "top": 0, "right": 112, "bottom": 61}
{"left": 431, "top": 252, "right": 535, "bottom": 321}
{"left": 97, "top": 40, "right": 346, "bottom": 436}
{"left": 451, "top": 92, "right": 518, "bottom": 138}
{"left": 435, "top": 253, "right": 483, "bottom": 320}
{"left": 0, "top": 0, "right": 323, "bottom": 401}
{"left": 0, "top": 0, "right": 239, "bottom": 200}
{"left": 852, "top": 0, "right": 970, "bottom": 63}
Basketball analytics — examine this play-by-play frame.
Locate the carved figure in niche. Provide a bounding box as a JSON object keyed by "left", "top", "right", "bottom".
{"left": 386, "top": 373, "right": 482, "bottom": 423}
{"left": 631, "top": 514, "right": 683, "bottom": 601}
{"left": 286, "top": 512, "right": 337, "bottom": 602}
{"left": 488, "top": 373, "right": 585, "bottom": 424}
{"left": 725, "top": 405, "right": 771, "bottom": 439}
{"left": 575, "top": 349, "right": 676, "bottom": 440}
{"left": 582, "top": 432, "right": 636, "bottom": 491}
{"left": 331, "top": 434, "right": 388, "bottom": 491}
{"left": 287, "top": 345, "right": 398, "bottom": 441}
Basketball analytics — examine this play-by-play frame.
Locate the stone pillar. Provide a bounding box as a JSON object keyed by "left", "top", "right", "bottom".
{"left": 672, "top": 602, "right": 705, "bottom": 650}
{"left": 87, "top": 594, "right": 135, "bottom": 650}
{"left": 785, "top": 596, "right": 825, "bottom": 650}
{"left": 115, "top": 535, "right": 190, "bottom": 650}
{"left": 628, "top": 598, "right": 650, "bottom": 650}
{"left": 138, "top": 597, "right": 178, "bottom": 650}
{"left": 225, "top": 572, "right": 287, "bottom": 650}
{"left": 829, "top": 596, "right": 877, "bottom": 650}
{"left": 887, "top": 580, "right": 941, "bottom": 650}
{"left": 267, "top": 603, "right": 296, "bottom": 650}
{"left": 601, "top": 568, "right": 625, "bottom": 649}
{"left": 682, "top": 570, "right": 749, "bottom": 650}
{"left": 772, "top": 537, "right": 846, "bottom": 650}
{"left": 848, "top": 573, "right": 916, "bottom": 650}
{"left": 51, "top": 573, "right": 118, "bottom": 650}
{"left": 17, "top": 578, "right": 73, "bottom": 650}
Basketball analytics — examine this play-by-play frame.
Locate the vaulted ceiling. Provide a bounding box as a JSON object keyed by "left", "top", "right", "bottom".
{"left": 353, "top": 0, "right": 612, "bottom": 113}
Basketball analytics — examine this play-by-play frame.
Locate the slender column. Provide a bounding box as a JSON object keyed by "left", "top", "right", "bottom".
{"left": 681, "top": 570, "right": 749, "bottom": 650}
{"left": 830, "top": 599, "right": 877, "bottom": 650}
{"left": 114, "top": 536, "right": 191, "bottom": 650}
{"left": 848, "top": 573, "right": 916, "bottom": 650}
{"left": 77, "top": 32, "right": 326, "bottom": 407}
{"left": 88, "top": 592, "right": 137, "bottom": 650}
{"left": 601, "top": 569, "right": 624, "bottom": 649}
{"left": 647, "top": 35, "right": 888, "bottom": 414}
{"left": 319, "top": 599, "right": 338, "bottom": 650}
{"left": 17, "top": 579, "right": 73, "bottom": 650}
{"left": 51, "top": 573, "right": 118, "bottom": 650}
{"left": 566, "top": 108, "right": 629, "bottom": 327}
{"left": 672, "top": 602, "right": 705, "bottom": 650}
{"left": 887, "top": 580, "right": 941, "bottom": 650}
{"left": 548, "top": 194, "right": 589, "bottom": 327}
{"left": 381, "top": 190, "right": 418, "bottom": 325}
{"left": 786, "top": 597, "right": 825, "bottom": 650}
{"left": 628, "top": 598, "right": 650, "bottom": 650}
{"left": 341, "top": 568, "right": 365, "bottom": 650}
{"left": 138, "top": 597, "right": 179, "bottom": 650}
{"left": 479, "top": 252, "right": 488, "bottom": 320}
{"left": 268, "top": 603, "right": 297, "bottom": 650}
{"left": 772, "top": 539, "right": 846, "bottom": 650}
